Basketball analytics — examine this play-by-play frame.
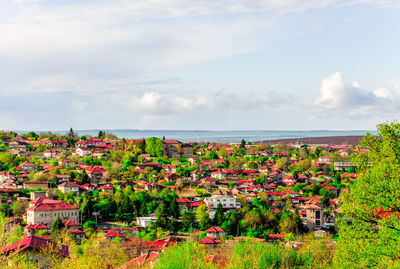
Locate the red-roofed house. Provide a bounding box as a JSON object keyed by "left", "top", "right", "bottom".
{"left": 1, "top": 236, "right": 70, "bottom": 265}
{"left": 206, "top": 227, "right": 226, "bottom": 238}
{"left": 118, "top": 252, "right": 160, "bottom": 268}
{"left": 58, "top": 182, "right": 80, "bottom": 193}
{"left": 199, "top": 237, "right": 222, "bottom": 245}
{"left": 27, "top": 198, "right": 79, "bottom": 228}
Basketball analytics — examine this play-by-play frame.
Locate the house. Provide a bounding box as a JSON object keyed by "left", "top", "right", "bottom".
{"left": 56, "top": 174, "right": 70, "bottom": 184}
{"left": 206, "top": 227, "right": 226, "bottom": 238}
{"left": 118, "top": 252, "right": 160, "bottom": 268}
{"left": 81, "top": 183, "right": 95, "bottom": 192}
{"left": 333, "top": 161, "right": 355, "bottom": 171}
{"left": 51, "top": 140, "right": 67, "bottom": 148}
{"left": 27, "top": 197, "right": 79, "bottom": 227}
{"left": 103, "top": 230, "right": 126, "bottom": 241}
{"left": 163, "top": 140, "right": 193, "bottom": 158}
{"left": 58, "top": 182, "right": 80, "bottom": 194}
{"left": 318, "top": 155, "right": 333, "bottom": 163}
{"left": 23, "top": 181, "right": 49, "bottom": 190}
{"left": 85, "top": 166, "right": 106, "bottom": 182}
{"left": 322, "top": 185, "right": 340, "bottom": 198}
{"left": 1, "top": 236, "right": 70, "bottom": 265}
{"left": 30, "top": 191, "right": 46, "bottom": 200}
{"left": 137, "top": 214, "right": 157, "bottom": 227}
{"left": 300, "top": 202, "right": 325, "bottom": 230}
{"left": 177, "top": 198, "right": 192, "bottom": 211}
{"left": 199, "top": 237, "right": 222, "bottom": 246}
{"left": 16, "top": 162, "right": 37, "bottom": 173}
{"left": 43, "top": 150, "right": 57, "bottom": 159}
{"left": 70, "top": 229, "right": 86, "bottom": 243}
{"left": 204, "top": 195, "right": 241, "bottom": 218}
{"left": 75, "top": 147, "right": 91, "bottom": 157}
{"left": 25, "top": 224, "right": 48, "bottom": 236}
{"left": 0, "top": 171, "right": 14, "bottom": 182}
{"left": 144, "top": 182, "right": 164, "bottom": 192}
{"left": 59, "top": 159, "right": 75, "bottom": 167}
{"left": 97, "top": 185, "right": 114, "bottom": 194}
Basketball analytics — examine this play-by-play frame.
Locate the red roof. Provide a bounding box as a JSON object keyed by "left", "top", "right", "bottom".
{"left": 177, "top": 198, "right": 191, "bottom": 203}
{"left": 199, "top": 237, "right": 222, "bottom": 244}
{"left": 63, "top": 220, "right": 79, "bottom": 226}
{"left": 1, "top": 236, "right": 70, "bottom": 258}
{"left": 269, "top": 233, "right": 289, "bottom": 239}
{"left": 104, "top": 231, "right": 125, "bottom": 238}
{"left": 163, "top": 139, "right": 180, "bottom": 144}
{"left": 28, "top": 198, "right": 78, "bottom": 211}
{"left": 123, "top": 252, "right": 160, "bottom": 267}
{"left": 191, "top": 202, "right": 202, "bottom": 207}
{"left": 58, "top": 182, "right": 79, "bottom": 187}
{"left": 205, "top": 227, "right": 225, "bottom": 233}
{"left": 25, "top": 224, "right": 47, "bottom": 229}
{"left": 323, "top": 186, "right": 338, "bottom": 190}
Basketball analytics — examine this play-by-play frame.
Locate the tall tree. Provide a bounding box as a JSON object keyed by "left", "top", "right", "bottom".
{"left": 212, "top": 203, "right": 225, "bottom": 226}
{"left": 335, "top": 121, "right": 400, "bottom": 267}
{"left": 145, "top": 137, "right": 164, "bottom": 157}
{"left": 51, "top": 216, "right": 64, "bottom": 234}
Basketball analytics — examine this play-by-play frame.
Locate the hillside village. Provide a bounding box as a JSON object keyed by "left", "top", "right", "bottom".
{"left": 0, "top": 129, "right": 357, "bottom": 268}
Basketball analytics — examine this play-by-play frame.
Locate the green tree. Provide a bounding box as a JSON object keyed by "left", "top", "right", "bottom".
{"left": 212, "top": 203, "right": 225, "bottom": 226}
{"left": 83, "top": 220, "right": 97, "bottom": 233}
{"left": 51, "top": 216, "right": 64, "bottom": 234}
{"left": 145, "top": 137, "right": 164, "bottom": 157}
{"left": 196, "top": 204, "right": 211, "bottom": 230}
{"left": 335, "top": 121, "right": 400, "bottom": 267}
{"left": 155, "top": 203, "right": 169, "bottom": 229}
{"left": 181, "top": 210, "right": 196, "bottom": 232}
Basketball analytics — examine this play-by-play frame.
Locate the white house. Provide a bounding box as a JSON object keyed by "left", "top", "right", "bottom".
{"left": 136, "top": 215, "right": 157, "bottom": 227}
{"left": 75, "top": 147, "right": 91, "bottom": 157}
{"left": 204, "top": 195, "right": 241, "bottom": 218}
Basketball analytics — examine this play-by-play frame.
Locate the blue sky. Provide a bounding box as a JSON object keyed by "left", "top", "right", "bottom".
{"left": 0, "top": 0, "right": 399, "bottom": 131}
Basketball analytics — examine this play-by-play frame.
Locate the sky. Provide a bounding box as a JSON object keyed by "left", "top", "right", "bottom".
{"left": 1, "top": 0, "right": 400, "bottom": 131}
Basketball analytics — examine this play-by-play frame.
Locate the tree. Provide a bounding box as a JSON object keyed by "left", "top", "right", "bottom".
{"left": 138, "top": 139, "right": 146, "bottom": 153}
{"left": 68, "top": 127, "right": 75, "bottom": 138}
{"left": 83, "top": 220, "right": 97, "bottom": 233}
{"left": 155, "top": 204, "right": 169, "bottom": 229}
{"left": 335, "top": 121, "right": 400, "bottom": 267}
{"left": 275, "top": 157, "right": 290, "bottom": 170}
{"left": 98, "top": 130, "right": 104, "bottom": 139}
{"left": 196, "top": 204, "right": 211, "bottom": 230}
{"left": 320, "top": 190, "right": 331, "bottom": 208}
{"left": 240, "top": 139, "right": 246, "bottom": 149}
{"left": 51, "top": 216, "right": 64, "bottom": 234}
{"left": 212, "top": 203, "right": 225, "bottom": 226}
{"left": 145, "top": 137, "right": 164, "bottom": 157}
{"left": 181, "top": 210, "right": 196, "bottom": 231}
{"left": 12, "top": 201, "right": 28, "bottom": 217}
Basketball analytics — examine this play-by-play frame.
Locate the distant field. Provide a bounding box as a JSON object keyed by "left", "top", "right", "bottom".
{"left": 256, "top": 135, "right": 366, "bottom": 146}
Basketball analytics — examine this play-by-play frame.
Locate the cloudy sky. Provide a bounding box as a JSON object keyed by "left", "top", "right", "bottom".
{"left": 1, "top": 0, "right": 400, "bottom": 131}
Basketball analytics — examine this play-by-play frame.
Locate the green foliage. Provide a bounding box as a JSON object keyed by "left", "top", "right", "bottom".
{"left": 51, "top": 216, "right": 64, "bottom": 234}
{"left": 145, "top": 137, "right": 164, "bottom": 157}
{"left": 228, "top": 239, "right": 310, "bottom": 269}
{"left": 335, "top": 121, "right": 400, "bottom": 267}
{"left": 154, "top": 241, "right": 210, "bottom": 269}
{"left": 83, "top": 221, "right": 97, "bottom": 233}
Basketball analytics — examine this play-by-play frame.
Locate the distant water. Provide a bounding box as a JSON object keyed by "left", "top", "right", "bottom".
{"left": 66, "top": 130, "right": 377, "bottom": 143}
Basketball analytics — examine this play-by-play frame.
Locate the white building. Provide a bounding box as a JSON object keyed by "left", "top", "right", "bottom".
{"left": 136, "top": 215, "right": 157, "bottom": 227}
{"left": 204, "top": 195, "right": 241, "bottom": 218}
{"left": 75, "top": 147, "right": 91, "bottom": 157}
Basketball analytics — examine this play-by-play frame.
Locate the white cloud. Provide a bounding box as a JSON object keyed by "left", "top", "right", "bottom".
{"left": 315, "top": 72, "right": 400, "bottom": 116}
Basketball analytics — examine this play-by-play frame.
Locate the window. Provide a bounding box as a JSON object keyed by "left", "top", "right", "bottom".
{"left": 316, "top": 220, "right": 321, "bottom": 226}
{"left": 315, "top": 211, "right": 321, "bottom": 219}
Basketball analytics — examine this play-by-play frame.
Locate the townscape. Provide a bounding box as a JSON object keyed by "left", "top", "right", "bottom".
{"left": 0, "top": 128, "right": 359, "bottom": 268}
